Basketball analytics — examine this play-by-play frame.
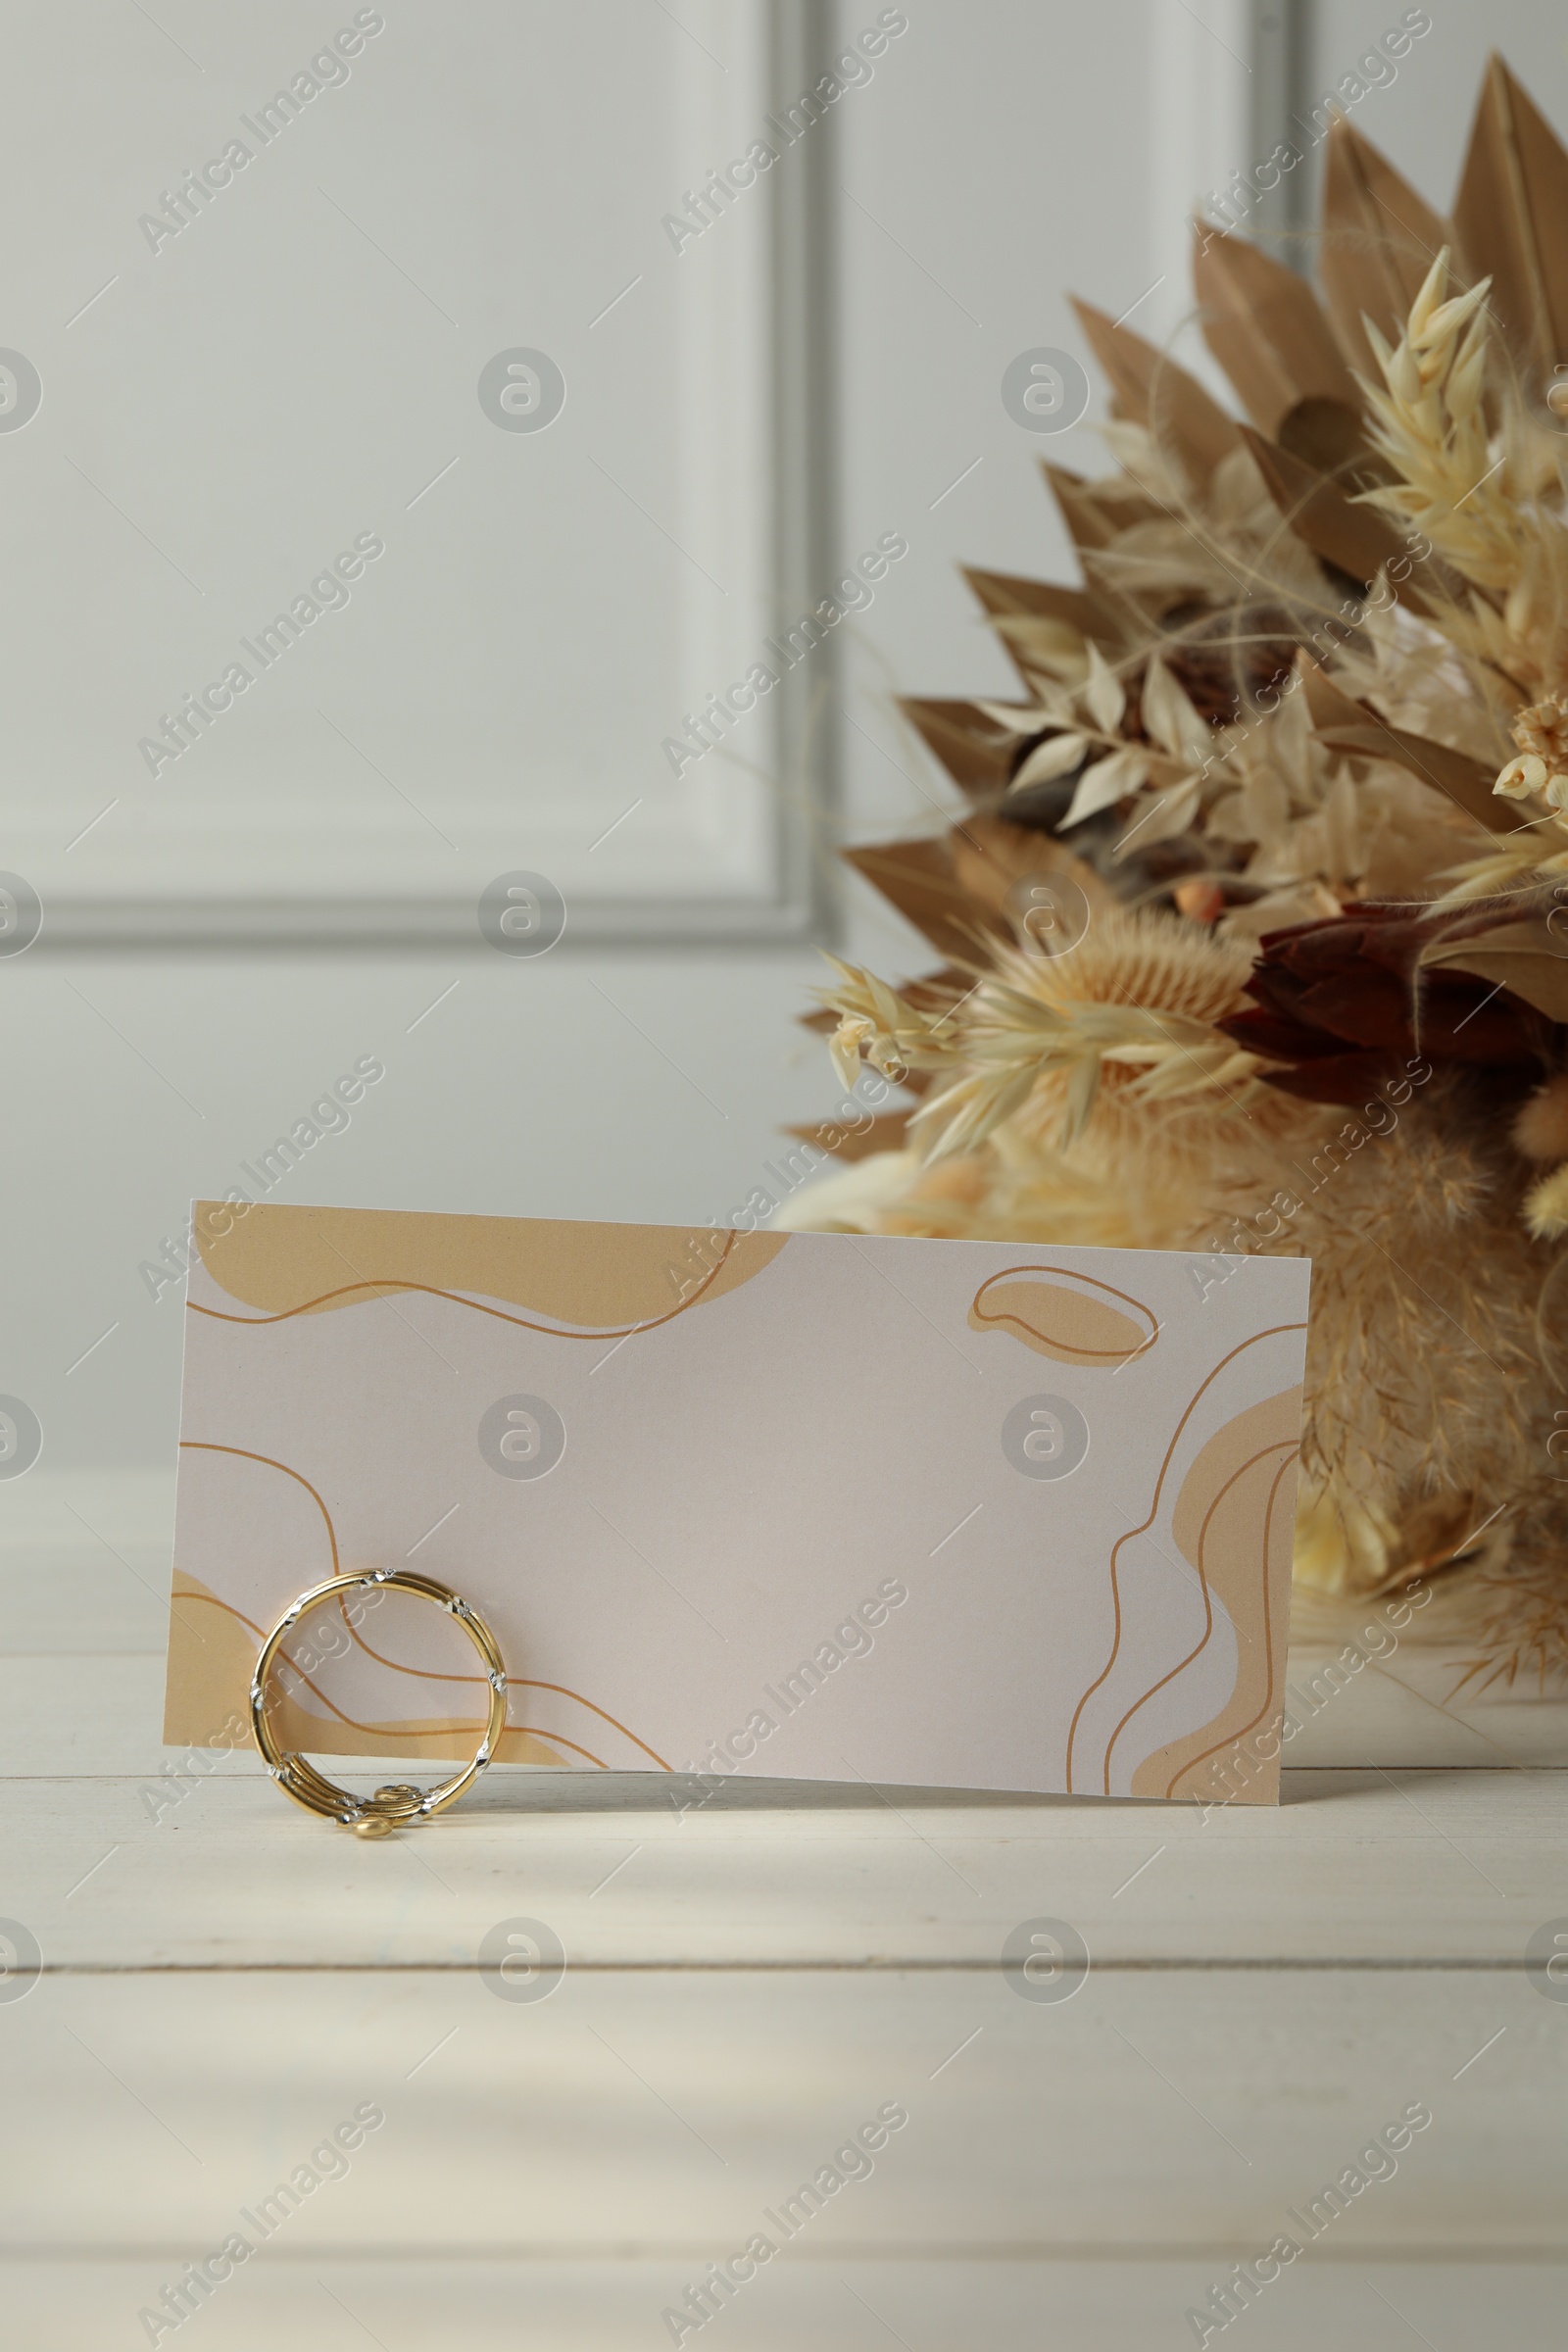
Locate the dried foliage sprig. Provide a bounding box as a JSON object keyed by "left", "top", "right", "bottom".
{"left": 821, "top": 920, "right": 1276, "bottom": 1164}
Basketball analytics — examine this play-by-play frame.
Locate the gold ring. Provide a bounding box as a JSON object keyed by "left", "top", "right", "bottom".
{"left": 250, "top": 1568, "right": 509, "bottom": 1836}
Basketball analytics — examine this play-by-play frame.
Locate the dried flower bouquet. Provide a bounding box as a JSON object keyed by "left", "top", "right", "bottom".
{"left": 788, "top": 59, "right": 1568, "bottom": 1685}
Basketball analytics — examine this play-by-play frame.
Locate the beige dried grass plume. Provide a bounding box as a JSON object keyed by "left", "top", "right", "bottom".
{"left": 821, "top": 909, "right": 1304, "bottom": 1169}
{"left": 1358, "top": 253, "right": 1510, "bottom": 589}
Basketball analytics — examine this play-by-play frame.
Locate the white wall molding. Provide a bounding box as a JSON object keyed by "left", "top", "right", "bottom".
{"left": 1145, "top": 0, "right": 1311, "bottom": 389}
{"left": 15, "top": 0, "right": 838, "bottom": 952}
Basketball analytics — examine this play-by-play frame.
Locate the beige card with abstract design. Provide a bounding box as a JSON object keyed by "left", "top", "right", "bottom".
{"left": 168, "top": 1201, "right": 1310, "bottom": 1802}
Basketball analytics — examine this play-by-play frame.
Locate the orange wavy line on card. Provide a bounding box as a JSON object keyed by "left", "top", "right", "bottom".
{"left": 338, "top": 1603, "right": 673, "bottom": 1770}
{"left": 1162, "top": 1451, "right": 1296, "bottom": 1800}
{"left": 177, "top": 1439, "right": 671, "bottom": 1769}
{"left": 1100, "top": 1439, "right": 1299, "bottom": 1792}
{"left": 181, "top": 1439, "right": 343, "bottom": 1566}
{"left": 1062, "top": 1323, "right": 1307, "bottom": 1795}
{"left": 173, "top": 1587, "right": 609, "bottom": 1764}
{"left": 185, "top": 1232, "right": 738, "bottom": 1337}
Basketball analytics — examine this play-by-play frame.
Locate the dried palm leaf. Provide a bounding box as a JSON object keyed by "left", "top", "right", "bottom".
{"left": 1193, "top": 225, "right": 1362, "bottom": 436}
{"left": 896, "top": 701, "right": 1015, "bottom": 802}
{"left": 1068, "top": 296, "right": 1241, "bottom": 484}
{"left": 1318, "top": 115, "right": 1449, "bottom": 376}
{"left": 1239, "top": 423, "right": 1437, "bottom": 607}
{"left": 1452, "top": 54, "right": 1568, "bottom": 388}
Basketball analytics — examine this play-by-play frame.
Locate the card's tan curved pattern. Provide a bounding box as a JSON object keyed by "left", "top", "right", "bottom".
{"left": 170, "top": 1439, "right": 673, "bottom": 1770}
{"left": 1112, "top": 1385, "right": 1302, "bottom": 1796}
{"left": 1152, "top": 1448, "right": 1298, "bottom": 1796}
{"left": 967, "top": 1266, "right": 1158, "bottom": 1366}
{"left": 167, "top": 1572, "right": 574, "bottom": 1766}
{"left": 1101, "top": 1440, "right": 1296, "bottom": 1788}
{"left": 190, "top": 1201, "right": 788, "bottom": 1332}
{"left": 164, "top": 1566, "right": 276, "bottom": 1748}
{"left": 266, "top": 1689, "right": 580, "bottom": 1766}
{"left": 1064, "top": 1327, "right": 1306, "bottom": 1794}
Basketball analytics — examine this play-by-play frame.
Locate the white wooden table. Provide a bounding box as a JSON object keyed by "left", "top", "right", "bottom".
{"left": 4, "top": 1475, "right": 1567, "bottom": 2347}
